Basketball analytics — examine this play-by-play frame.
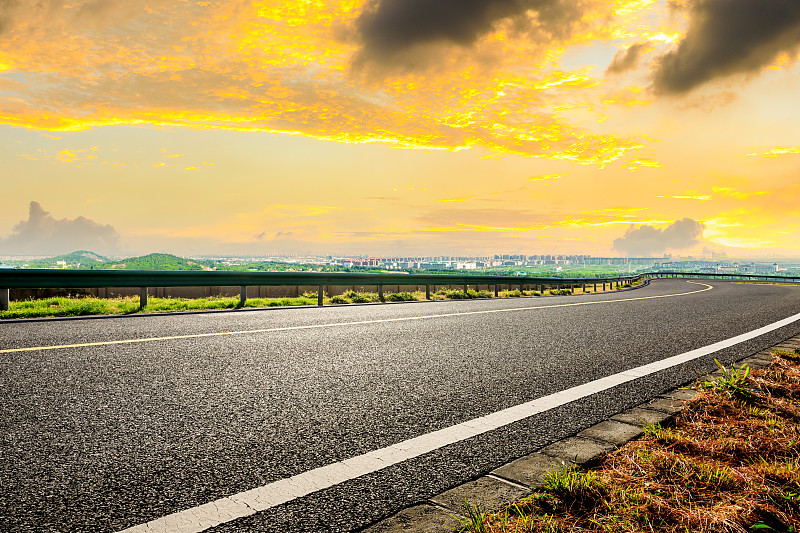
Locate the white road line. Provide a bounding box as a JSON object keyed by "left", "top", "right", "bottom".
{"left": 118, "top": 288, "right": 800, "bottom": 533}
{"left": 1, "top": 282, "right": 712, "bottom": 354}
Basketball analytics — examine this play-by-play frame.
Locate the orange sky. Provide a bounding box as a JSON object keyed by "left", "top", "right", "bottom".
{"left": 1, "top": 0, "right": 799, "bottom": 257}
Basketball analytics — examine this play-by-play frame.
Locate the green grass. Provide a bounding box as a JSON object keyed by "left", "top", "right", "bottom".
{"left": 0, "top": 295, "right": 319, "bottom": 319}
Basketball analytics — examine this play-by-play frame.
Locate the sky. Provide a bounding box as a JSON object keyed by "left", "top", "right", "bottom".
{"left": 1, "top": 0, "right": 799, "bottom": 258}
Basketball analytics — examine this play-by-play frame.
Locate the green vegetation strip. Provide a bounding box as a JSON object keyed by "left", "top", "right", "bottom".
{"left": 457, "top": 350, "right": 800, "bottom": 532}
{"left": 0, "top": 283, "right": 646, "bottom": 320}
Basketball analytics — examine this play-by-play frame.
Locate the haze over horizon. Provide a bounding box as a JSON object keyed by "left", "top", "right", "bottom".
{"left": 2, "top": 1, "right": 799, "bottom": 259}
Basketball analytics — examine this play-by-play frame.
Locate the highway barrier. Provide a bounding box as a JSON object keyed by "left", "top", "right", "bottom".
{"left": 1, "top": 269, "right": 798, "bottom": 311}
{"left": 0, "top": 270, "right": 648, "bottom": 311}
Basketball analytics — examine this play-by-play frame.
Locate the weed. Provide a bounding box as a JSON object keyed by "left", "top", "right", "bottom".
{"left": 435, "top": 289, "right": 492, "bottom": 300}
{"left": 386, "top": 291, "right": 417, "bottom": 302}
{"left": 329, "top": 295, "right": 349, "bottom": 304}
{"left": 346, "top": 291, "right": 380, "bottom": 303}
{"left": 747, "top": 405, "right": 772, "bottom": 419}
{"left": 643, "top": 424, "right": 698, "bottom": 453}
{"left": 455, "top": 499, "right": 489, "bottom": 533}
{"left": 699, "top": 359, "right": 755, "bottom": 401}
{"left": 774, "top": 348, "right": 800, "bottom": 362}
{"left": 547, "top": 289, "right": 572, "bottom": 296}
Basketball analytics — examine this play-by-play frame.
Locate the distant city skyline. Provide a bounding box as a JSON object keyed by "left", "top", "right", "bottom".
{"left": 2, "top": 2, "right": 799, "bottom": 258}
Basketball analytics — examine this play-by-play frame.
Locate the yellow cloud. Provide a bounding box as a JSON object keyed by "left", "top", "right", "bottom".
{"left": 437, "top": 196, "right": 474, "bottom": 202}
{"left": 711, "top": 186, "right": 768, "bottom": 200}
{"left": 657, "top": 195, "right": 711, "bottom": 200}
{"left": 626, "top": 158, "right": 662, "bottom": 171}
{"left": 528, "top": 173, "right": 562, "bottom": 182}
{"left": 746, "top": 147, "right": 800, "bottom": 157}
{"left": 56, "top": 149, "right": 85, "bottom": 163}
{"left": 0, "top": 0, "right": 657, "bottom": 166}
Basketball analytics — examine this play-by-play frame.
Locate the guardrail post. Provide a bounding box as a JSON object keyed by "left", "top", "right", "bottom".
{"left": 519, "top": 281, "right": 523, "bottom": 293}
{"left": 317, "top": 285, "right": 323, "bottom": 306}
{"left": 240, "top": 286, "right": 247, "bottom": 307}
{"left": 463, "top": 282, "right": 468, "bottom": 294}
{"left": 140, "top": 287, "right": 148, "bottom": 308}
{"left": 494, "top": 284, "right": 498, "bottom": 297}
{"left": 1, "top": 288, "right": 9, "bottom": 311}
{"left": 378, "top": 284, "right": 384, "bottom": 302}
{"left": 425, "top": 285, "right": 431, "bottom": 300}
{"left": 602, "top": 281, "right": 606, "bottom": 291}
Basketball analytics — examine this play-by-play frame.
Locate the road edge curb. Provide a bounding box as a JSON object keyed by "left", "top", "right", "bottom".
{"left": 359, "top": 332, "right": 800, "bottom": 532}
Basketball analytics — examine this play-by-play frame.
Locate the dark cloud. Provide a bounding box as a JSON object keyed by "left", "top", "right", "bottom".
{"left": 356, "top": 0, "right": 585, "bottom": 63}
{"left": 1, "top": 201, "right": 120, "bottom": 255}
{"left": 606, "top": 42, "right": 651, "bottom": 74}
{"left": 653, "top": 0, "right": 800, "bottom": 94}
{"left": 612, "top": 218, "right": 705, "bottom": 257}
{"left": 0, "top": 0, "right": 18, "bottom": 34}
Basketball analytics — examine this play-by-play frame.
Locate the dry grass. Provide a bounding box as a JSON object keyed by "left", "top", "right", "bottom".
{"left": 460, "top": 348, "right": 800, "bottom": 532}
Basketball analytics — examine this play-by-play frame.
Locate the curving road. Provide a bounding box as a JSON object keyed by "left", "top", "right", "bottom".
{"left": 2, "top": 279, "right": 800, "bottom": 532}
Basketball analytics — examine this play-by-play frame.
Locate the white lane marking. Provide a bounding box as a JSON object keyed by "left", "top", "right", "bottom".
{"left": 119, "top": 289, "right": 800, "bottom": 533}
{"left": 1, "top": 282, "right": 712, "bottom": 354}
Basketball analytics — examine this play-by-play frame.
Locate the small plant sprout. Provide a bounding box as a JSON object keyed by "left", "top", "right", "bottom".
{"left": 700, "top": 359, "right": 754, "bottom": 400}
{"left": 454, "top": 499, "right": 489, "bottom": 533}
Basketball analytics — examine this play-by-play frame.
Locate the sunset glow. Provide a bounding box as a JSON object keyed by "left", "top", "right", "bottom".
{"left": 2, "top": 0, "right": 799, "bottom": 257}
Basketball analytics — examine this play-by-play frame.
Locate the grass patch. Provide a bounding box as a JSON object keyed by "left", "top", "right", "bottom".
{"left": 386, "top": 291, "right": 419, "bottom": 302}
{"left": 0, "top": 296, "right": 139, "bottom": 319}
{"left": 0, "top": 294, "right": 319, "bottom": 319}
{"left": 548, "top": 289, "right": 572, "bottom": 296}
{"left": 460, "top": 350, "right": 800, "bottom": 532}
{"left": 434, "top": 288, "right": 493, "bottom": 300}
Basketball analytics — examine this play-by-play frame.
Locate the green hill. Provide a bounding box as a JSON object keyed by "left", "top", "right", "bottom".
{"left": 4, "top": 250, "right": 111, "bottom": 269}
{"left": 4, "top": 251, "right": 215, "bottom": 271}
{"left": 110, "top": 253, "right": 210, "bottom": 271}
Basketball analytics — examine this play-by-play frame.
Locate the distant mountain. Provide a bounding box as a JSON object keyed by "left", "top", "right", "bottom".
{"left": 2, "top": 250, "right": 111, "bottom": 269}
{"left": 57, "top": 250, "right": 111, "bottom": 266}
{"left": 4, "top": 251, "right": 215, "bottom": 271}
{"left": 110, "top": 253, "right": 210, "bottom": 271}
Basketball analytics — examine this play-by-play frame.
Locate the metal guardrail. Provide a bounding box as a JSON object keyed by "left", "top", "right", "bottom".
{"left": 646, "top": 271, "right": 800, "bottom": 283}
{"left": 1, "top": 269, "right": 798, "bottom": 312}
{"left": 0, "top": 269, "right": 643, "bottom": 310}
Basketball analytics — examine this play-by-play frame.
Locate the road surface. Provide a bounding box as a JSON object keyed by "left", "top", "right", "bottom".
{"left": 2, "top": 279, "right": 800, "bottom": 532}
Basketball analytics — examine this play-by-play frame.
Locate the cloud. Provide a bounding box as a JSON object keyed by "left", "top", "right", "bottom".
{"left": 0, "top": 0, "right": 18, "bottom": 34}
{"left": 356, "top": 0, "right": 586, "bottom": 64}
{"left": 0, "top": 1, "right": 652, "bottom": 167}
{"left": 653, "top": 0, "right": 800, "bottom": 94}
{"left": 0, "top": 201, "right": 120, "bottom": 255}
{"left": 605, "top": 42, "right": 652, "bottom": 75}
{"left": 612, "top": 218, "right": 705, "bottom": 257}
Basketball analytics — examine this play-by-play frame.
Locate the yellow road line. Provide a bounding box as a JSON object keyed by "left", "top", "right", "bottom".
{"left": 1, "top": 281, "right": 713, "bottom": 354}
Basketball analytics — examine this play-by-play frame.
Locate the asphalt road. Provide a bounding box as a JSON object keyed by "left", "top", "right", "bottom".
{"left": 2, "top": 279, "right": 800, "bottom": 532}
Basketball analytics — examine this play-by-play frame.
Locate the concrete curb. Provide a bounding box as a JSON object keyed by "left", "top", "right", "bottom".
{"left": 359, "top": 332, "right": 800, "bottom": 532}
